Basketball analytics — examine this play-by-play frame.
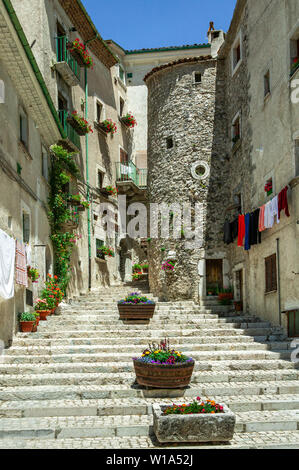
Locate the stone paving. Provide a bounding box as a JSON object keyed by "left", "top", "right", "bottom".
{"left": 0, "top": 285, "right": 298, "bottom": 449}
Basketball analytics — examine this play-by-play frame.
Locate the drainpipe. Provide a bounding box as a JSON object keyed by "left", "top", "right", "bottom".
{"left": 85, "top": 67, "right": 91, "bottom": 290}
{"left": 276, "top": 238, "right": 281, "bottom": 326}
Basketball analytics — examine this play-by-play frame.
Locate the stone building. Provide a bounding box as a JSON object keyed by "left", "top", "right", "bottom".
{"left": 0, "top": 0, "right": 62, "bottom": 345}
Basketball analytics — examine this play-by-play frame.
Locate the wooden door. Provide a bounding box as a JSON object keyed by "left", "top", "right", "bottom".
{"left": 206, "top": 259, "right": 223, "bottom": 293}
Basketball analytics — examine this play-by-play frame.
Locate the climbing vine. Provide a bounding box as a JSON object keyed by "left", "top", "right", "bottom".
{"left": 48, "top": 144, "right": 81, "bottom": 293}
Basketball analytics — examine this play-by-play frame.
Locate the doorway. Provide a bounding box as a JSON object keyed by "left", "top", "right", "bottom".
{"left": 236, "top": 269, "right": 243, "bottom": 302}
{"left": 206, "top": 259, "right": 223, "bottom": 294}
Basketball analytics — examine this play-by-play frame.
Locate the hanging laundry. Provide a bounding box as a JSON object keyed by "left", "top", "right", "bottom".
{"left": 25, "top": 244, "right": 31, "bottom": 266}
{"left": 244, "top": 213, "right": 251, "bottom": 251}
{"left": 278, "top": 186, "right": 290, "bottom": 219}
{"left": 259, "top": 205, "right": 266, "bottom": 232}
{"left": 0, "top": 229, "right": 16, "bottom": 299}
{"left": 264, "top": 200, "right": 273, "bottom": 229}
{"left": 237, "top": 214, "right": 246, "bottom": 247}
{"left": 249, "top": 208, "right": 261, "bottom": 246}
{"left": 231, "top": 218, "right": 239, "bottom": 241}
{"left": 15, "top": 240, "right": 28, "bottom": 287}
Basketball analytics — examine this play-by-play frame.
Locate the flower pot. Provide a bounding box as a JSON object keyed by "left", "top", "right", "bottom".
{"left": 218, "top": 293, "right": 233, "bottom": 301}
{"left": 35, "top": 316, "right": 40, "bottom": 326}
{"left": 153, "top": 403, "right": 236, "bottom": 443}
{"left": 234, "top": 301, "right": 243, "bottom": 312}
{"left": 36, "top": 310, "right": 51, "bottom": 321}
{"left": 67, "top": 116, "right": 88, "bottom": 136}
{"left": 133, "top": 359, "right": 195, "bottom": 389}
{"left": 142, "top": 268, "right": 148, "bottom": 274}
{"left": 32, "top": 323, "right": 37, "bottom": 333}
{"left": 69, "top": 48, "right": 88, "bottom": 67}
{"left": 118, "top": 304, "right": 155, "bottom": 321}
{"left": 20, "top": 321, "right": 34, "bottom": 333}
{"left": 51, "top": 308, "right": 56, "bottom": 315}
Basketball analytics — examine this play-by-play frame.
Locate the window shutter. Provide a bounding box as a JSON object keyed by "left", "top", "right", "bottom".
{"left": 265, "top": 254, "right": 277, "bottom": 293}
{"left": 23, "top": 213, "right": 30, "bottom": 243}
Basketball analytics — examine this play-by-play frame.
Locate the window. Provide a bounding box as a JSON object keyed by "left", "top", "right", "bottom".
{"left": 98, "top": 170, "right": 104, "bottom": 189}
{"left": 264, "top": 70, "right": 270, "bottom": 97}
{"left": 265, "top": 254, "right": 277, "bottom": 293}
{"left": 26, "top": 289, "right": 33, "bottom": 306}
{"left": 264, "top": 177, "right": 273, "bottom": 196}
{"left": 194, "top": 72, "right": 202, "bottom": 84}
{"left": 127, "top": 73, "right": 133, "bottom": 79}
{"left": 119, "top": 97, "right": 125, "bottom": 116}
{"left": 231, "top": 31, "right": 242, "bottom": 74}
{"left": 96, "top": 238, "right": 105, "bottom": 258}
{"left": 0, "top": 79, "right": 4, "bottom": 104}
{"left": 120, "top": 148, "right": 128, "bottom": 164}
{"left": 119, "top": 65, "right": 125, "bottom": 83}
{"left": 41, "top": 146, "right": 49, "bottom": 181}
{"left": 20, "top": 107, "right": 28, "bottom": 148}
{"left": 22, "top": 212, "right": 30, "bottom": 243}
{"left": 166, "top": 137, "right": 174, "bottom": 149}
{"left": 290, "top": 36, "right": 299, "bottom": 75}
{"left": 232, "top": 113, "right": 241, "bottom": 144}
{"left": 96, "top": 102, "right": 103, "bottom": 123}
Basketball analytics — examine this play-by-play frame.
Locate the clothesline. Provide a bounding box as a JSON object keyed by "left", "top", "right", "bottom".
{"left": 224, "top": 184, "right": 291, "bottom": 251}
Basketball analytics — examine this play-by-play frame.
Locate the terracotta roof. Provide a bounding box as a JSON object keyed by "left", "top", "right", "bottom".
{"left": 58, "top": 0, "right": 118, "bottom": 69}
{"left": 144, "top": 56, "right": 215, "bottom": 82}
{"left": 125, "top": 43, "right": 210, "bottom": 54}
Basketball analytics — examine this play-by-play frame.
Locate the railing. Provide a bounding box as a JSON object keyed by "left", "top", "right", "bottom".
{"left": 56, "top": 36, "right": 80, "bottom": 80}
{"left": 58, "top": 110, "right": 81, "bottom": 150}
{"left": 115, "top": 161, "right": 147, "bottom": 188}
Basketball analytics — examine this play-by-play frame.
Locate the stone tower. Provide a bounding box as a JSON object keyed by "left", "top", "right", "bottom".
{"left": 144, "top": 56, "right": 229, "bottom": 301}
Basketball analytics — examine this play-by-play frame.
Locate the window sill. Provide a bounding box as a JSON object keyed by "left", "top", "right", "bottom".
{"left": 95, "top": 257, "right": 107, "bottom": 265}
{"left": 265, "top": 290, "right": 277, "bottom": 296}
{"left": 18, "top": 141, "right": 32, "bottom": 161}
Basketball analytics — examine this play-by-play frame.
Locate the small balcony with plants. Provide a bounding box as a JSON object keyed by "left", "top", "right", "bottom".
{"left": 94, "top": 118, "right": 117, "bottom": 136}
{"left": 291, "top": 57, "right": 299, "bottom": 77}
{"left": 54, "top": 36, "right": 81, "bottom": 87}
{"left": 57, "top": 110, "right": 81, "bottom": 153}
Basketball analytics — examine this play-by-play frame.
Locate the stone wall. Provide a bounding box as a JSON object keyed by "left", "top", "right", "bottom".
{"left": 146, "top": 58, "right": 229, "bottom": 301}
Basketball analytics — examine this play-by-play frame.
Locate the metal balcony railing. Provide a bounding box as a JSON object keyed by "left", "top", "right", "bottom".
{"left": 56, "top": 36, "right": 80, "bottom": 80}
{"left": 115, "top": 161, "right": 147, "bottom": 188}
{"left": 58, "top": 110, "right": 81, "bottom": 150}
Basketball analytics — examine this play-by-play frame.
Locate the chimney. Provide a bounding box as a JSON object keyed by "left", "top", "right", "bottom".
{"left": 207, "top": 22, "right": 225, "bottom": 58}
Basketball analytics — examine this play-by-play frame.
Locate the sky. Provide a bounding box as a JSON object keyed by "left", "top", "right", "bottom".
{"left": 82, "top": 0, "right": 237, "bottom": 51}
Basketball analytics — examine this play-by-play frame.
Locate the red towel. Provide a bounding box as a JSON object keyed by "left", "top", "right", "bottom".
{"left": 278, "top": 186, "right": 290, "bottom": 219}
{"left": 238, "top": 215, "right": 246, "bottom": 247}
{"left": 15, "top": 240, "right": 28, "bottom": 287}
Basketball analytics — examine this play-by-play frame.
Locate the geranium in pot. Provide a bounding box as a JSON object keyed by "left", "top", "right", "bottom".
{"left": 118, "top": 292, "right": 155, "bottom": 320}
{"left": 34, "top": 298, "right": 51, "bottom": 321}
{"left": 121, "top": 113, "right": 137, "bottom": 128}
{"left": 133, "top": 339, "right": 195, "bottom": 389}
{"left": 98, "top": 119, "right": 117, "bottom": 135}
{"left": 19, "top": 312, "right": 36, "bottom": 333}
{"left": 27, "top": 266, "right": 40, "bottom": 283}
{"left": 67, "top": 111, "right": 93, "bottom": 136}
{"left": 67, "top": 38, "right": 94, "bottom": 68}
{"left": 218, "top": 287, "right": 233, "bottom": 305}
{"left": 141, "top": 263, "right": 149, "bottom": 274}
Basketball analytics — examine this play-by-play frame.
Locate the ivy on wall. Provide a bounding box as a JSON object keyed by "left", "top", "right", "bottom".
{"left": 48, "top": 145, "right": 81, "bottom": 293}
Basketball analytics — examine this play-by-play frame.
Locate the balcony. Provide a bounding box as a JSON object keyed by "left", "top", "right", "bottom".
{"left": 115, "top": 161, "right": 147, "bottom": 197}
{"left": 53, "top": 37, "right": 80, "bottom": 87}
{"left": 290, "top": 57, "right": 299, "bottom": 77}
{"left": 57, "top": 110, "right": 81, "bottom": 153}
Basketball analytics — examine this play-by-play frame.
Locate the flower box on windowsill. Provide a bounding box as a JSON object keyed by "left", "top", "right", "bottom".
{"left": 153, "top": 403, "right": 236, "bottom": 443}
{"left": 94, "top": 121, "right": 108, "bottom": 137}
{"left": 67, "top": 116, "right": 89, "bottom": 136}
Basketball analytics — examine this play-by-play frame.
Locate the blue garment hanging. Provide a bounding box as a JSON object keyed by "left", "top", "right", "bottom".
{"left": 244, "top": 213, "right": 250, "bottom": 251}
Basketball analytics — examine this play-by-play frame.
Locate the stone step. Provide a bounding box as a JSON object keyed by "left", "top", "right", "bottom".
{"left": 1, "top": 431, "right": 299, "bottom": 448}
{"left": 1, "top": 394, "right": 299, "bottom": 419}
{"left": 4, "top": 345, "right": 289, "bottom": 359}
{"left": 0, "top": 369, "right": 298, "bottom": 387}
{"left": 0, "top": 409, "right": 299, "bottom": 439}
{"left": 0, "top": 381, "right": 298, "bottom": 401}
{"left": 0, "top": 358, "right": 294, "bottom": 374}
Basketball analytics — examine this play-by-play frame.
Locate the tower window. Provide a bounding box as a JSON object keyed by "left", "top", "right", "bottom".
{"left": 166, "top": 137, "right": 174, "bottom": 149}
{"left": 194, "top": 72, "right": 202, "bottom": 84}
{"left": 264, "top": 70, "right": 270, "bottom": 97}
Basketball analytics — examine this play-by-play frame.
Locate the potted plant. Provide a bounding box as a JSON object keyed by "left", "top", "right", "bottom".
{"left": 161, "top": 259, "right": 176, "bottom": 272}
{"left": 105, "top": 186, "right": 118, "bottom": 197}
{"left": 97, "top": 119, "right": 117, "bottom": 135}
{"left": 27, "top": 266, "right": 40, "bottom": 283}
{"left": 67, "top": 111, "right": 93, "bottom": 136}
{"left": 234, "top": 300, "right": 243, "bottom": 311}
{"left": 77, "top": 200, "right": 90, "bottom": 212}
{"left": 118, "top": 292, "right": 155, "bottom": 320}
{"left": 132, "top": 263, "right": 142, "bottom": 273}
{"left": 121, "top": 113, "right": 137, "bottom": 128}
{"left": 291, "top": 57, "right": 299, "bottom": 74}
{"left": 97, "top": 245, "right": 115, "bottom": 259}
{"left": 19, "top": 312, "right": 36, "bottom": 333}
{"left": 42, "top": 274, "right": 65, "bottom": 313}
{"left": 34, "top": 298, "right": 51, "bottom": 321}
{"left": 132, "top": 339, "right": 195, "bottom": 389}
{"left": 141, "top": 262, "right": 149, "bottom": 274}
{"left": 132, "top": 271, "right": 143, "bottom": 283}
{"left": 218, "top": 287, "right": 234, "bottom": 305}
{"left": 67, "top": 38, "right": 94, "bottom": 68}
{"left": 153, "top": 397, "right": 236, "bottom": 443}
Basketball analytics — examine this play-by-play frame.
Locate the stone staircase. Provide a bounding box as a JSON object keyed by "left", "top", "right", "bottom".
{"left": 0, "top": 285, "right": 299, "bottom": 449}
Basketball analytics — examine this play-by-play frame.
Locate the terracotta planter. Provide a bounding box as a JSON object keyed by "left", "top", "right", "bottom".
{"left": 142, "top": 268, "right": 148, "bottom": 274}
{"left": 234, "top": 301, "right": 243, "bottom": 312}
{"left": 20, "top": 321, "right": 34, "bottom": 333}
{"left": 36, "top": 310, "right": 51, "bottom": 321}
{"left": 118, "top": 304, "right": 155, "bottom": 321}
{"left": 35, "top": 316, "right": 40, "bottom": 326}
{"left": 32, "top": 323, "right": 37, "bottom": 333}
{"left": 218, "top": 293, "right": 233, "bottom": 301}
{"left": 69, "top": 48, "right": 89, "bottom": 67}
{"left": 133, "top": 359, "right": 195, "bottom": 389}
